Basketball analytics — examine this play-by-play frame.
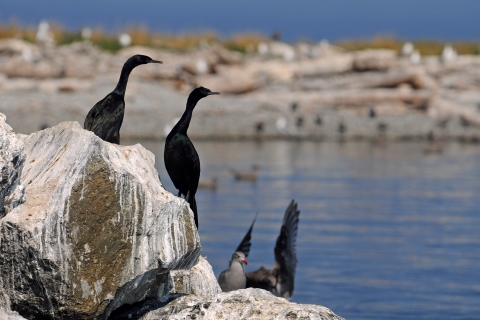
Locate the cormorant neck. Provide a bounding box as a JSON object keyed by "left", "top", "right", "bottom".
{"left": 113, "top": 59, "right": 140, "bottom": 96}
{"left": 174, "top": 97, "right": 200, "bottom": 134}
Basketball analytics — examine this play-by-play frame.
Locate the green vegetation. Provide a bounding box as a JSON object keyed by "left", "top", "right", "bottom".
{"left": 1, "top": 22, "right": 479, "bottom": 55}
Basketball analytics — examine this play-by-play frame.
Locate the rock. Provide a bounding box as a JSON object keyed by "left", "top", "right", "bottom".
{"left": 0, "top": 39, "right": 41, "bottom": 58}
{"left": 267, "top": 41, "right": 296, "bottom": 61}
{"left": 108, "top": 257, "right": 222, "bottom": 320}
{"left": 291, "top": 54, "right": 354, "bottom": 77}
{"left": 140, "top": 288, "right": 344, "bottom": 320}
{"left": 0, "top": 114, "right": 26, "bottom": 218}
{"left": 35, "top": 20, "right": 55, "bottom": 47}
{"left": 0, "top": 119, "right": 201, "bottom": 319}
{"left": 428, "top": 95, "right": 480, "bottom": 127}
{"left": 401, "top": 42, "right": 414, "bottom": 57}
{"left": 441, "top": 43, "right": 458, "bottom": 64}
{"left": 0, "top": 307, "right": 27, "bottom": 320}
{"left": 170, "top": 256, "right": 222, "bottom": 297}
{"left": 247, "top": 60, "right": 294, "bottom": 82}
{"left": 0, "top": 278, "right": 27, "bottom": 320}
{"left": 295, "top": 40, "right": 343, "bottom": 59}
{"left": 253, "top": 88, "right": 431, "bottom": 109}
{"left": 353, "top": 49, "right": 398, "bottom": 71}
{"left": 182, "top": 58, "right": 213, "bottom": 75}
{"left": 0, "top": 56, "right": 65, "bottom": 79}
{"left": 195, "top": 66, "right": 260, "bottom": 94}
{"left": 0, "top": 308, "right": 26, "bottom": 320}
{"left": 212, "top": 45, "right": 242, "bottom": 65}
{"left": 346, "top": 68, "right": 438, "bottom": 90}
{"left": 37, "top": 78, "right": 93, "bottom": 93}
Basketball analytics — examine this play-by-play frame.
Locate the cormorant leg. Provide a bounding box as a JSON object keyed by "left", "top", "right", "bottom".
{"left": 185, "top": 191, "right": 190, "bottom": 202}
{"left": 177, "top": 190, "right": 182, "bottom": 197}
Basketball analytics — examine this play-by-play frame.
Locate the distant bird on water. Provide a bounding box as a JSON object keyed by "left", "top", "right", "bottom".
{"left": 232, "top": 165, "right": 259, "bottom": 182}
{"left": 164, "top": 87, "right": 220, "bottom": 229}
{"left": 222, "top": 200, "right": 300, "bottom": 299}
{"left": 198, "top": 177, "right": 218, "bottom": 191}
{"left": 84, "top": 55, "right": 162, "bottom": 144}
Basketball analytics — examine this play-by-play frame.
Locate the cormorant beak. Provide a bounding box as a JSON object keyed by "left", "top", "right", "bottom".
{"left": 242, "top": 259, "right": 248, "bottom": 265}
{"left": 208, "top": 91, "right": 220, "bottom": 95}
{"left": 150, "top": 60, "right": 163, "bottom": 64}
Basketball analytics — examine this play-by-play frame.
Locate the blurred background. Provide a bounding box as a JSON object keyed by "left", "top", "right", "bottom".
{"left": 1, "top": 1, "right": 480, "bottom": 319}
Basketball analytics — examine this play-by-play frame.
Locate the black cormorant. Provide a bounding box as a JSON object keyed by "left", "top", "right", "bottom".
{"left": 84, "top": 55, "right": 162, "bottom": 144}
{"left": 164, "top": 87, "right": 220, "bottom": 229}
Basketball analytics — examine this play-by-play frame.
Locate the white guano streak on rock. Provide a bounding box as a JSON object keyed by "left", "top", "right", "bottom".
{"left": 159, "top": 194, "right": 199, "bottom": 270}
{"left": 24, "top": 129, "right": 95, "bottom": 296}
{"left": 79, "top": 165, "right": 86, "bottom": 201}
{"left": 105, "top": 142, "right": 183, "bottom": 279}
{"left": 110, "top": 149, "right": 146, "bottom": 277}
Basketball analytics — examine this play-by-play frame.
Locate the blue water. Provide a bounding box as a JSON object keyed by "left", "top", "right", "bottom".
{"left": 138, "top": 140, "right": 480, "bottom": 320}
{"left": 2, "top": 0, "right": 480, "bottom": 41}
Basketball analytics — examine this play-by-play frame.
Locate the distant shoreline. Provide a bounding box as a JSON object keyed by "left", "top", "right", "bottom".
{"left": 1, "top": 23, "right": 479, "bottom": 55}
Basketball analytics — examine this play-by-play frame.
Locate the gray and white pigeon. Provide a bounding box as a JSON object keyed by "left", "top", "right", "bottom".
{"left": 236, "top": 200, "right": 300, "bottom": 299}
{"left": 218, "top": 251, "right": 248, "bottom": 292}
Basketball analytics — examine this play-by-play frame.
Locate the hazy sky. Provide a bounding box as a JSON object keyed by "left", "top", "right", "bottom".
{"left": 1, "top": 0, "right": 479, "bottom": 41}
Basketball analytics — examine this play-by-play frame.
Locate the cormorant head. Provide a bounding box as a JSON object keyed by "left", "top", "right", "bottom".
{"left": 126, "top": 54, "right": 163, "bottom": 67}
{"left": 189, "top": 86, "right": 220, "bottom": 102}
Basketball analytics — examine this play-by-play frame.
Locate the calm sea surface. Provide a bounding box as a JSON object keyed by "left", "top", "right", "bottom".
{"left": 136, "top": 139, "right": 480, "bottom": 320}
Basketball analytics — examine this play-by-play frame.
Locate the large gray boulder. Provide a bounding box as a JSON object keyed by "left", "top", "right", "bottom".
{"left": 140, "top": 288, "right": 344, "bottom": 320}
{"left": 0, "top": 118, "right": 201, "bottom": 319}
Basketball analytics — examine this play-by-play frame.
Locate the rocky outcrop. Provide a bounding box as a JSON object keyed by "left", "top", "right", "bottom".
{"left": 0, "top": 118, "right": 201, "bottom": 319}
{"left": 0, "top": 114, "right": 26, "bottom": 218}
{"left": 140, "top": 288, "right": 344, "bottom": 320}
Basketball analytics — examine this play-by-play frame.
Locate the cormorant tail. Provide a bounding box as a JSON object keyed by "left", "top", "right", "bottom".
{"left": 189, "top": 196, "right": 198, "bottom": 229}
